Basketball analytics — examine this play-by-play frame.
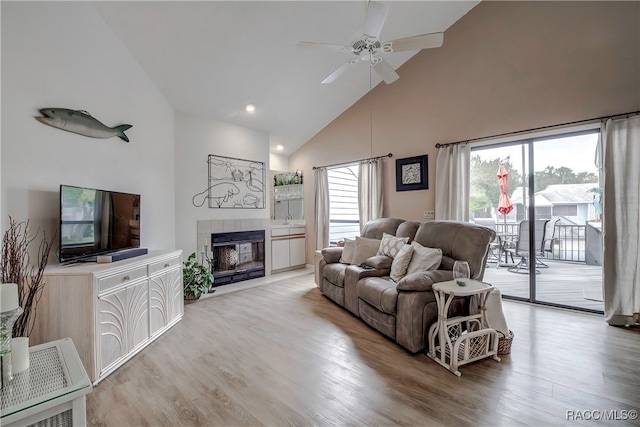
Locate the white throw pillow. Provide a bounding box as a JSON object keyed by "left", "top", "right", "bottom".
{"left": 339, "top": 238, "right": 356, "bottom": 264}
{"left": 351, "top": 236, "right": 382, "bottom": 266}
{"left": 376, "top": 232, "right": 410, "bottom": 258}
{"left": 390, "top": 244, "right": 414, "bottom": 282}
{"left": 406, "top": 241, "right": 442, "bottom": 274}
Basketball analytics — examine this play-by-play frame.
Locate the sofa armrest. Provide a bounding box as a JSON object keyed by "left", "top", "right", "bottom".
{"left": 321, "top": 247, "right": 343, "bottom": 264}
{"left": 396, "top": 270, "right": 454, "bottom": 292}
{"left": 345, "top": 264, "right": 390, "bottom": 282}
{"left": 362, "top": 255, "right": 392, "bottom": 270}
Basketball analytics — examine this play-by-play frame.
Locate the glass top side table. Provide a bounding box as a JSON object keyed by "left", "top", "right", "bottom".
{"left": 1, "top": 338, "right": 92, "bottom": 427}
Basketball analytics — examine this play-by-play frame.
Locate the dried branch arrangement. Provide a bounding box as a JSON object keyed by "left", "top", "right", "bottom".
{"left": 1, "top": 217, "right": 56, "bottom": 337}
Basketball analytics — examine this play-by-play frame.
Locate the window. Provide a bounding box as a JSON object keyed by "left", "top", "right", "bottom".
{"left": 327, "top": 164, "right": 359, "bottom": 243}
{"left": 469, "top": 129, "right": 602, "bottom": 313}
{"left": 552, "top": 204, "right": 578, "bottom": 217}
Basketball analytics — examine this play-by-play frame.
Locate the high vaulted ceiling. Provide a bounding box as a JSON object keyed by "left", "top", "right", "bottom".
{"left": 95, "top": 1, "right": 479, "bottom": 155}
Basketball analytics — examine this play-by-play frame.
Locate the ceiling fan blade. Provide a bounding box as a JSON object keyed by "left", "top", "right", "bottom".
{"left": 371, "top": 57, "right": 399, "bottom": 85}
{"left": 321, "top": 59, "right": 359, "bottom": 84}
{"left": 363, "top": 1, "right": 389, "bottom": 39}
{"left": 299, "top": 41, "right": 353, "bottom": 52}
{"left": 388, "top": 32, "right": 444, "bottom": 52}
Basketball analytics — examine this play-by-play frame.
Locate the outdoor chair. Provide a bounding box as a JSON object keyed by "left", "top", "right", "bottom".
{"left": 505, "top": 219, "right": 549, "bottom": 274}
{"left": 474, "top": 218, "right": 501, "bottom": 265}
{"left": 542, "top": 218, "right": 560, "bottom": 256}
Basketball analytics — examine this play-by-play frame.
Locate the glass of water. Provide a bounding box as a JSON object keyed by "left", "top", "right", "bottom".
{"left": 453, "top": 260, "right": 470, "bottom": 285}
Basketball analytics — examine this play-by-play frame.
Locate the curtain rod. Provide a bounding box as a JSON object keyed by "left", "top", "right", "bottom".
{"left": 313, "top": 153, "right": 393, "bottom": 170}
{"left": 434, "top": 110, "right": 640, "bottom": 148}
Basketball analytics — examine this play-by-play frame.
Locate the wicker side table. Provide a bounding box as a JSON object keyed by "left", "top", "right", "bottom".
{"left": 1, "top": 338, "right": 92, "bottom": 427}
{"left": 427, "top": 280, "right": 501, "bottom": 376}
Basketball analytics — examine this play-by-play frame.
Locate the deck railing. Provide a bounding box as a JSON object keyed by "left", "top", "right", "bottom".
{"left": 546, "top": 224, "right": 586, "bottom": 262}
{"left": 495, "top": 222, "right": 588, "bottom": 263}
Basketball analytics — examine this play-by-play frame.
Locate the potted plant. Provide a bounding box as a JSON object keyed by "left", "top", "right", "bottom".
{"left": 182, "top": 252, "right": 214, "bottom": 300}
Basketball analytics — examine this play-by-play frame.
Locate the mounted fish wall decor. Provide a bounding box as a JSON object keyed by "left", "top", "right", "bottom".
{"left": 35, "top": 108, "right": 132, "bottom": 142}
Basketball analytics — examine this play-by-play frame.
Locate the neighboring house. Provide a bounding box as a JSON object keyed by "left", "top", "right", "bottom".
{"left": 510, "top": 183, "right": 600, "bottom": 225}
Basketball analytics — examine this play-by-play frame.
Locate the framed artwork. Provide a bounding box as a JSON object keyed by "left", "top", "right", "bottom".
{"left": 206, "top": 155, "right": 265, "bottom": 208}
{"left": 396, "top": 155, "right": 428, "bottom": 191}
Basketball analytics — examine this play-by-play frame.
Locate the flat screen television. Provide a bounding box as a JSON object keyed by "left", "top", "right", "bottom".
{"left": 59, "top": 184, "right": 140, "bottom": 263}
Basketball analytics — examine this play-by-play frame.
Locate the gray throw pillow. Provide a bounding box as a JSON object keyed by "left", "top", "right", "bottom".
{"left": 351, "top": 236, "right": 382, "bottom": 266}
{"left": 390, "top": 244, "right": 414, "bottom": 282}
{"left": 406, "top": 241, "right": 442, "bottom": 274}
{"left": 376, "top": 232, "right": 410, "bottom": 258}
{"left": 339, "top": 238, "right": 356, "bottom": 264}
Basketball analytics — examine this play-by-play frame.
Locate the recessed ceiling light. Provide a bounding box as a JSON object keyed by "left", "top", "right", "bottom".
{"left": 245, "top": 104, "right": 255, "bottom": 113}
{"left": 276, "top": 145, "right": 284, "bottom": 151}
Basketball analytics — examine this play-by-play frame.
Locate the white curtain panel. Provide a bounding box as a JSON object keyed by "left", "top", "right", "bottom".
{"left": 435, "top": 143, "right": 471, "bottom": 221}
{"left": 358, "top": 159, "right": 383, "bottom": 226}
{"left": 314, "top": 168, "right": 330, "bottom": 250}
{"left": 602, "top": 116, "right": 640, "bottom": 326}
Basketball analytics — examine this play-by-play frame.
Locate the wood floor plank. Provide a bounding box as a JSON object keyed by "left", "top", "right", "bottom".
{"left": 86, "top": 272, "right": 640, "bottom": 426}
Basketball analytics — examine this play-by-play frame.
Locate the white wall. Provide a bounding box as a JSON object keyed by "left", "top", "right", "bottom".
{"left": 174, "top": 112, "right": 270, "bottom": 257}
{"left": 1, "top": 2, "right": 176, "bottom": 260}
{"left": 269, "top": 153, "right": 288, "bottom": 172}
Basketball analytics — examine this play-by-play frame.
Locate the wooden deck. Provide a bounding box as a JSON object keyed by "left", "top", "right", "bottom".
{"left": 482, "top": 258, "right": 604, "bottom": 312}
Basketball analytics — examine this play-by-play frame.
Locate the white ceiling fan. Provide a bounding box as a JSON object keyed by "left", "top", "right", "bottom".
{"left": 300, "top": 1, "right": 444, "bottom": 85}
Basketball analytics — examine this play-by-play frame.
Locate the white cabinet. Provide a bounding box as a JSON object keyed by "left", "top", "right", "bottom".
{"left": 98, "top": 278, "right": 149, "bottom": 375}
{"left": 271, "top": 239, "right": 291, "bottom": 271}
{"left": 289, "top": 236, "right": 306, "bottom": 267}
{"left": 33, "top": 250, "right": 183, "bottom": 385}
{"left": 149, "top": 262, "right": 183, "bottom": 337}
{"left": 271, "top": 226, "right": 306, "bottom": 272}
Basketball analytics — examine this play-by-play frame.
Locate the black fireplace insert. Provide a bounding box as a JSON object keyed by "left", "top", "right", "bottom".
{"left": 210, "top": 230, "right": 265, "bottom": 285}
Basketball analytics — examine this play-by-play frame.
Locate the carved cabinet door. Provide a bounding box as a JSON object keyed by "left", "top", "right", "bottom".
{"left": 149, "top": 266, "right": 183, "bottom": 337}
{"left": 98, "top": 279, "right": 149, "bottom": 375}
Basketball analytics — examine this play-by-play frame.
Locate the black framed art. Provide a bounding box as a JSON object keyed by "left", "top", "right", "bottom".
{"left": 396, "top": 155, "right": 428, "bottom": 191}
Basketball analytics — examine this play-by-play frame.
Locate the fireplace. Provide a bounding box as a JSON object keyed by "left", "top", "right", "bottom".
{"left": 210, "top": 230, "right": 265, "bottom": 285}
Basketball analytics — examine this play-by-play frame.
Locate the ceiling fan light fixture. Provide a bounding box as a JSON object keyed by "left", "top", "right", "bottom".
{"left": 299, "top": 1, "right": 443, "bottom": 86}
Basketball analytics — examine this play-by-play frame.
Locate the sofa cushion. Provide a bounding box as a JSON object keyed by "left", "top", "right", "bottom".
{"left": 339, "top": 238, "right": 356, "bottom": 264}
{"left": 395, "top": 221, "right": 422, "bottom": 243}
{"left": 396, "top": 270, "right": 452, "bottom": 292}
{"left": 351, "top": 236, "right": 381, "bottom": 265}
{"left": 406, "top": 241, "right": 442, "bottom": 275}
{"left": 359, "top": 299, "right": 396, "bottom": 339}
{"left": 358, "top": 277, "right": 398, "bottom": 315}
{"left": 321, "top": 247, "right": 343, "bottom": 264}
{"left": 323, "top": 263, "right": 348, "bottom": 288}
{"left": 390, "top": 244, "right": 414, "bottom": 282}
{"left": 377, "top": 233, "right": 409, "bottom": 258}
{"left": 413, "top": 221, "right": 495, "bottom": 280}
{"left": 360, "top": 218, "right": 405, "bottom": 240}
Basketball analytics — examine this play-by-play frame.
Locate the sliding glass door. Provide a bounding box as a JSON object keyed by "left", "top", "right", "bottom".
{"left": 471, "top": 143, "right": 529, "bottom": 300}
{"left": 470, "top": 130, "right": 603, "bottom": 313}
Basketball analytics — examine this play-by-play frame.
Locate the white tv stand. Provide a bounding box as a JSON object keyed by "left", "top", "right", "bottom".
{"left": 32, "top": 250, "right": 183, "bottom": 385}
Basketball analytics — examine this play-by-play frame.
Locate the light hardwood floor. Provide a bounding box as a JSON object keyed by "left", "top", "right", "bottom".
{"left": 87, "top": 272, "right": 639, "bottom": 426}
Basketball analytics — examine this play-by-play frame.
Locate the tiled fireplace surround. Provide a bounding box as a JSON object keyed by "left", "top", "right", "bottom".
{"left": 197, "top": 219, "right": 273, "bottom": 279}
